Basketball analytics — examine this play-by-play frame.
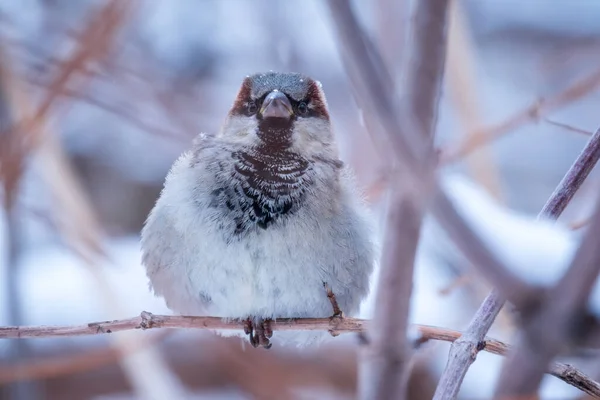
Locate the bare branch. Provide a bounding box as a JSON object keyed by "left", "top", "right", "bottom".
{"left": 0, "top": 331, "right": 171, "bottom": 385}
{"left": 1, "top": 313, "right": 599, "bottom": 397}
{"left": 328, "top": 0, "right": 599, "bottom": 396}
{"left": 434, "top": 123, "right": 600, "bottom": 399}
{"left": 327, "top": 0, "right": 449, "bottom": 398}
{"left": 496, "top": 207, "right": 600, "bottom": 396}
{"left": 540, "top": 127, "right": 600, "bottom": 218}
{"left": 327, "top": 0, "right": 537, "bottom": 313}
{"left": 545, "top": 118, "right": 594, "bottom": 137}
{"left": 441, "top": 67, "right": 600, "bottom": 165}
{"left": 432, "top": 290, "right": 505, "bottom": 400}
{"left": 496, "top": 127, "right": 600, "bottom": 397}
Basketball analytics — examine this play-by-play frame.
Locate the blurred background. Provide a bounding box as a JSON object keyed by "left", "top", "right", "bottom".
{"left": 1, "top": 0, "right": 600, "bottom": 399}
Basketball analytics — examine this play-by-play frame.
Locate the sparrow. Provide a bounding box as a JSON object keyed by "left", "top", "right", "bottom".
{"left": 141, "top": 71, "right": 375, "bottom": 348}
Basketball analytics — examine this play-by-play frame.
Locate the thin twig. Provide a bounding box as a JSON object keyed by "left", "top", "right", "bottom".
{"left": 540, "top": 127, "right": 600, "bottom": 217}
{"left": 2, "top": 0, "right": 132, "bottom": 145}
{"left": 545, "top": 118, "right": 594, "bottom": 136}
{"left": 434, "top": 123, "right": 600, "bottom": 399}
{"left": 24, "top": 78, "right": 188, "bottom": 141}
{"left": 0, "top": 313, "right": 599, "bottom": 397}
{"left": 441, "top": 67, "right": 600, "bottom": 165}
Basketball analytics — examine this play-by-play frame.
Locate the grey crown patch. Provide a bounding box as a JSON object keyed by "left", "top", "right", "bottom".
{"left": 249, "top": 72, "right": 311, "bottom": 102}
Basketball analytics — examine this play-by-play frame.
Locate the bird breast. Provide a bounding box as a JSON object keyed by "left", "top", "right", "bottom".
{"left": 209, "top": 146, "right": 313, "bottom": 236}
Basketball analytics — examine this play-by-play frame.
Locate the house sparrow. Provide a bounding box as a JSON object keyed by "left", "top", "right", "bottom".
{"left": 141, "top": 72, "right": 375, "bottom": 348}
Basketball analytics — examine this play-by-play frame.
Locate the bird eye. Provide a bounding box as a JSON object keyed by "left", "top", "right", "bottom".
{"left": 298, "top": 102, "right": 308, "bottom": 116}
{"left": 247, "top": 102, "right": 257, "bottom": 115}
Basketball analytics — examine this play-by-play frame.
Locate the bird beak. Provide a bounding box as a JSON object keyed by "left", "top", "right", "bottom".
{"left": 260, "top": 91, "right": 293, "bottom": 119}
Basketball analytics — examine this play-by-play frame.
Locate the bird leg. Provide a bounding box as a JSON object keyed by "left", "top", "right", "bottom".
{"left": 244, "top": 317, "right": 273, "bottom": 349}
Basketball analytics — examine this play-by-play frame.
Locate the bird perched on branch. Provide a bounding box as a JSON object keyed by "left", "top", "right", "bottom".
{"left": 141, "top": 72, "right": 375, "bottom": 348}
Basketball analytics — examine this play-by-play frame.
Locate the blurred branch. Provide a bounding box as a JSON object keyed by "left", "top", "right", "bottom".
{"left": 0, "top": 336, "right": 357, "bottom": 399}
{"left": 2, "top": 0, "right": 133, "bottom": 148}
{"left": 38, "top": 83, "right": 187, "bottom": 141}
{"left": 440, "top": 67, "right": 600, "bottom": 165}
{"left": 1, "top": 313, "right": 599, "bottom": 397}
{"left": 495, "top": 127, "right": 600, "bottom": 397}
{"left": 328, "top": 0, "right": 449, "bottom": 398}
{"left": 496, "top": 212, "right": 600, "bottom": 396}
{"left": 19, "top": 44, "right": 197, "bottom": 143}
{"left": 0, "top": 36, "right": 42, "bottom": 400}
{"left": 445, "top": 0, "right": 504, "bottom": 201}
{"left": 324, "top": 0, "right": 563, "bottom": 392}
{"left": 3, "top": 2, "right": 189, "bottom": 399}
{"left": 328, "top": 0, "right": 536, "bottom": 314}
{"left": 374, "top": 0, "right": 408, "bottom": 78}
{"left": 0, "top": 331, "right": 170, "bottom": 385}
{"left": 434, "top": 122, "right": 600, "bottom": 400}
{"left": 6, "top": 57, "right": 108, "bottom": 263}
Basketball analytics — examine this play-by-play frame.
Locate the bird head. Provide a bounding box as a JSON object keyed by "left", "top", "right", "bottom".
{"left": 220, "top": 72, "right": 336, "bottom": 156}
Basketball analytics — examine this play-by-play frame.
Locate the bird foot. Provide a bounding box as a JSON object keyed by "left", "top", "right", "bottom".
{"left": 244, "top": 318, "right": 273, "bottom": 349}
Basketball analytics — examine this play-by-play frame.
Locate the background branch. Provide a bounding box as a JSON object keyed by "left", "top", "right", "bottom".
{"left": 328, "top": 0, "right": 536, "bottom": 312}
{"left": 441, "top": 66, "right": 600, "bottom": 165}
{"left": 433, "top": 77, "right": 600, "bottom": 400}
{"left": 496, "top": 127, "right": 600, "bottom": 397}
{"left": 328, "top": 0, "right": 449, "bottom": 398}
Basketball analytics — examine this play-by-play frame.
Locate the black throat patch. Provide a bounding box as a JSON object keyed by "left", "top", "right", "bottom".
{"left": 256, "top": 117, "right": 293, "bottom": 148}
{"left": 211, "top": 145, "right": 311, "bottom": 236}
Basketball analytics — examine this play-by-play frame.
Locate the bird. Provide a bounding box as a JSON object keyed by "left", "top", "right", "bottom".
{"left": 140, "top": 71, "right": 376, "bottom": 348}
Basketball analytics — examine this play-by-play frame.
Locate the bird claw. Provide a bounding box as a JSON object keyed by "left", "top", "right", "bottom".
{"left": 244, "top": 318, "right": 273, "bottom": 349}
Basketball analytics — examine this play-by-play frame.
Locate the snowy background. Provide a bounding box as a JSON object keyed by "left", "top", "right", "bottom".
{"left": 1, "top": 0, "right": 600, "bottom": 399}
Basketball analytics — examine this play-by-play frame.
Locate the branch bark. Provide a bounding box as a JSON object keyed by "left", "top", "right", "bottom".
{"left": 1, "top": 313, "right": 599, "bottom": 398}
{"left": 540, "top": 127, "right": 600, "bottom": 217}
{"left": 432, "top": 289, "right": 505, "bottom": 400}
{"left": 434, "top": 124, "right": 600, "bottom": 400}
